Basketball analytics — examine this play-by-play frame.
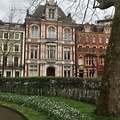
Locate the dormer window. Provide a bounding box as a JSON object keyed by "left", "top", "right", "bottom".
{"left": 49, "top": 9, "right": 54, "bottom": 19}
{"left": 85, "top": 27, "right": 90, "bottom": 32}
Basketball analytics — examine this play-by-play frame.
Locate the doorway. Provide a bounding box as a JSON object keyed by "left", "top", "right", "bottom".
{"left": 47, "top": 67, "right": 55, "bottom": 76}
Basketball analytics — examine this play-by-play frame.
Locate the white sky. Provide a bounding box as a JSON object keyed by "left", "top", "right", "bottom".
{"left": 0, "top": 0, "right": 115, "bottom": 24}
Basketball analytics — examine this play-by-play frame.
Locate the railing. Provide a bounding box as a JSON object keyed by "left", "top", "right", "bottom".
{"left": 1, "top": 79, "right": 101, "bottom": 104}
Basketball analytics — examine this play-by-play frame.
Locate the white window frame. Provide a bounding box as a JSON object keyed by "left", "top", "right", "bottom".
{"left": 47, "top": 26, "right": 56, "bottom": 38}
{"left": 6, "top": 71, "right": 11, "bottom": 77}
{"left": 47, "top": 45, "right": 56, "bottom": 59}
{"left": 64, "top": 28, "right": 72, "bottom": 40}
{"left": 99, "top": 37, "right": 103, "bottom": 43}
{"left": 64, "top": 66, "right": 71, "bottom": 77}
{"left": 29, "top": 65, "right": 38, "bottom": 76}
{"left": 13, "top": 44, "right": 20, "bottom": 52}
{"left": 64, "top": 47, "right": 71, "bottom": 60}
{"left": 49, "top": 9, "right": 55, "bottom": 19}
{"left": 106, "top": 38, "right": 109, "bottom": 44}
{"left": 30, "top": 25, "right": 39, "bottom": 38}
{"left": 30, "top": 45, "right": 38, "bottom": 59}
{"left": 14, "top": 56, "right": 19, "bottom": 67}
{"left": 92, "top": 36, "right": 96, "bottom": 43}
{"left": 79, "top": 57, "right": 83, "bottom": 65}
{"left": 14, "top": 33, "right": 20, "bottom": 40}
{"left": 3, "top": 32, "right": 9, "bottom": 39}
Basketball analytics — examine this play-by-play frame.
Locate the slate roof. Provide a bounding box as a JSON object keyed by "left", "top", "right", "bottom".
{"left": 29, "top": 5, "right": 73, "bottom": 22}
{"left": 76, "top": 24, "right": 104, "bottom": 32}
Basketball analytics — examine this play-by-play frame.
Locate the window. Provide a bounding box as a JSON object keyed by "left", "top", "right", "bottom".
{"left": 3, "top": 32, "right": 8, "bottom": 39}
{"left": 30, "top": 46, "right": 38, "bottom": 59}
{"left": 15, "top": 33, "right": 20, "bottom": 40}
{"left": 85, "top": 36, "right": 89, "bottom": 42}
{"left": 99, "top": 58, "right": 104, "bottom": 64}
{"left": 47, "top": 46, "right": 56, "bottom": 59}
{"left": 64, "top": 28, "right": 71, "bottom": 40}
{"left": 6, "top": 71, "right": 11, "bottom": 77}
{"left": 78, "top": 46, "right": 82, "bottom": 53}
{"left": 92, "top": 46, "right": 96, "bottom": 53}
{"left": 99, "top": 47, "right": 103, "bottom": 54}
{"left": 92, "top": 36, "right": 96, "bottom": 43}
{"left": 29, "top": 65, "right": 38, "bottom": 76}
{"left": 78, "top": 36, "right": 82, "bottom": 42}
{"left": 14, "top": 57, "right": 18, "bottom": 67}
{"left": 15, "top": 71, "right": 19, "bottom": 77}
{"left": 85, "top": 27, "right": 89, "bottom": 32}
{"left": 14, "top": 45, "right": 19, "bottom": 52}
{"left": 86, "top": 46, "right": 89, "bottom": 53}
{"left": 48, "top": 26, "right": 55, "bottom": 38}
{"left": 64, "top": 47, "right": 70, "bottom": 60}
{"left": 86, "top": 69, "right": 95, "bottom": 78}
{"left": 99, "top": 37, "right": 103, "bottom": 43}
{"left": 49, "top": 9, "right": 54, "bottom": 19}
{"left": 3, "top": 44, "right": 8, "bottom": 51}
{"left": 31, "top": 26, "right": 39, "bottom": 38}
{"left": 64, "top": 66, "right": 71, "bottom": 77}
{"left": 106, "top": 38, "right": 109, "bottom": 44}
{"left": 79, "top": 57, "right": 83, "bottom": 65}
{"left": 86, "top": 57, "right": 96, "bottom": 66}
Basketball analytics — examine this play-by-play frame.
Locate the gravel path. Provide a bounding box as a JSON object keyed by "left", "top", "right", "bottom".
{"left": 0, "top": 105, "right": 28, "bottom": 120}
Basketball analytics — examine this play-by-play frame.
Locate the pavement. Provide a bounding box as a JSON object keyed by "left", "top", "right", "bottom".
{"left": 0, "top": 105, "right": 27, "bottom": 120}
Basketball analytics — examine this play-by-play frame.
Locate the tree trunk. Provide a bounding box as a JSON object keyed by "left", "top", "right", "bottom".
{"left": 95, "top": 1, "right": 120, "bottom": 116}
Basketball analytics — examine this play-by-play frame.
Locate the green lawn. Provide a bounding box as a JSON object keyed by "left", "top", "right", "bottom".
{"left": 0, "top": 101, "right": 48, "bottom": 120}
{"left": 0, "top": 96, "right": 120, "bottom": 120}
{"left": 52, "top": 97, "right": 120, "bottom": 120}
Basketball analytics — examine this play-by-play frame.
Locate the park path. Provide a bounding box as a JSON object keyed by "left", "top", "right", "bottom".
{"left": 0, "top": 105, "right": 28, "bottom": 120}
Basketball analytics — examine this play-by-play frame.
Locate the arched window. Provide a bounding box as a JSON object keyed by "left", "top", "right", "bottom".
{"left": 78, "top": 35, "right": 82, "bottom": 42}
{"left": 48, "top": 26, "right": 56, "bottom": 38}
{"left": 99, "top": 37, "right": 103, "bottom": 43}
{"left": 64, "top": 28, "right": 72, "bottom": 40}
{"left": 106, "top": 38, "right": 109, "bottom": 44}
{"left": 92, "top": 36, "right": 96, "bottom": 43}
{"left": 30, "top": 26, "right": 39, "bottom": 38}
{"left": 85, "top": 36, "right": 89, "bottom": 42}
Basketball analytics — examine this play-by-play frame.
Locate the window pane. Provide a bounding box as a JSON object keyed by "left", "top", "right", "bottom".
{"left": 64, "top": 28, "right": 71, "bottom": 40}
{"left": 4, "top": 33, "right": 8, "bottom": 39}
{"left": 86, "top": 36, "right": 89, "bottom": 42}
{"left": 78, "top": 36, "right": 82, "bottom": 42}
{"left": 47, "top": 46, "right": 56, "bottom": 59}
{"left": 31, "top": 26, "right": 39, "bottom": 38}
{"left": 30, "top": 46, "right": 38, "bottom": 59}
{"left": 15, "top": 33, "right": 20, "bottom": 40}
{"left": 92, "top": 36, "right": 96, "bottom": 43}
{"left": 64, "top": 48, "right": 70, "bottom": 60}
{"left": 48, "top": 27, "right": 55, "bottom": 38}
{"left": 49, "top": 9, "right": 54, "bottom": 19}
{"left": 99, "top": 37, "right": 103, "bottom": 43}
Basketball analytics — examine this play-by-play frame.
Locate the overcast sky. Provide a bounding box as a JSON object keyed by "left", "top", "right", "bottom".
{"left": 0, "top": 0, "right": 115, "bottom": 24}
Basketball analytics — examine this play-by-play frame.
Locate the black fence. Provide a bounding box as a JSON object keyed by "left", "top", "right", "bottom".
{"left": 0, "top": 77, "right": 101, "bottom": 104}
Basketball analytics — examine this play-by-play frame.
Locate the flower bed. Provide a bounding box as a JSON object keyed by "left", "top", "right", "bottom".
{"left": 0, "top": 93, "right": 91, "bottom": 120}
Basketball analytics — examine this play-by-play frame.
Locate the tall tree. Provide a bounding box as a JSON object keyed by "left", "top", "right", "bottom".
{"left": 94, "top": 0, "right": 120, "bottom": 116}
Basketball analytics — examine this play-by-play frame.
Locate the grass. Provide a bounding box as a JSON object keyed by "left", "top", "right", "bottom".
{"left": 0, "top": 101, "right": 48, "bottom": 120}
{"left": 0, "top": 95, "right": 120, "bottom": 120}
{"left": 51, "top": 97, "right": 120, "bottom": 120}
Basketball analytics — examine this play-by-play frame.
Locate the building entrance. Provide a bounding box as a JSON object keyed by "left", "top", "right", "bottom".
{"left": 47, "top": 67, "right": 55, "bottom": 76}
{"left": 79, "top": 70, "right": 84, "bottom": 77}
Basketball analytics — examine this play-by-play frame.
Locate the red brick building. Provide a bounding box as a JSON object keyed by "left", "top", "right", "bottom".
{"left": 76, "top": 22, "right": 111, "bottom": 78}
{"left": 25, "top": 0, "right": 75, "bottom": 77}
